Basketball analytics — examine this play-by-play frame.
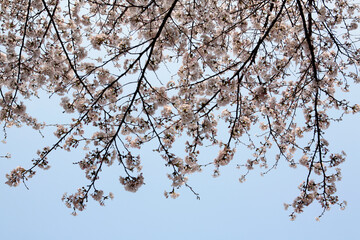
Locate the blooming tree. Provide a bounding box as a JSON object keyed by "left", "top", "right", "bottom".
{"left": 1, "top": 0, "right": 360, "bottom": 219}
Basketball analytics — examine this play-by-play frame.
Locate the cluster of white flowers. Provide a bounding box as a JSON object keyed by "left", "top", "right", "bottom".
{"left": 5, "top": 166, "right": 26, "bottom": 187}
{"left": 167, "top": 172, "right": 187, "bottom": 188}
{"left": 214, "top": 147, "right": 236, "bottom": 167}
{"left": 62, "top": 188, "right": 87, "bottom": 215}
{"left": 164, "top": 190, "right": 180, "bottom": 199}
{"left": 124, "top": 153, "right": 142, "bottom": 172}
{"left": 119, "top": 174, "right": 144, "bottom": 193}
{"left": 178, "top": 103, "right": 194, "bottom": 123}
{"left": 91, "top": 190, "right": 104, "bottom": 202}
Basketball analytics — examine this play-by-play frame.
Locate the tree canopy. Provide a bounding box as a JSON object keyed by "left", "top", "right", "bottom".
{"left": 1, "top": 0, "right": 359, "bottom": 219}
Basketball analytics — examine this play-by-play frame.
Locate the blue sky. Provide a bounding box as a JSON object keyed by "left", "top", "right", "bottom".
{"left": 1, "top": 0, "right": 360, "bottom": 236}
{"left": 1, "top": 89, "right": 359, "bottom": 240}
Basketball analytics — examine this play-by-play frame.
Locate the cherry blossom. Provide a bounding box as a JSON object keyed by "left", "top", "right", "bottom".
{"left": 1, "top": 0, "right": 359, "bottom": 219}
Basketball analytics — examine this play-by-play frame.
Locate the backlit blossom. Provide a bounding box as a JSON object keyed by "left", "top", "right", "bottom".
{"left": 1, "top": 0, "right": 358, "bottom": 219}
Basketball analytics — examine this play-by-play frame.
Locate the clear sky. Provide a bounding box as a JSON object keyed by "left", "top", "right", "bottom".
{"left": 1, "top": 86, "right": 360, "bottom": 240}
{"left": 1, "top": 0, "right": 360, "bottom": 236}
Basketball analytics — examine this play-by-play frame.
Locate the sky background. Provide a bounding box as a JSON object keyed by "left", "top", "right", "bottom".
{"left": 1, "top": 1, "right": 360, "bottom": 236}
{"left": 1, "top": 85, "right": 360, "bottom": 240}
